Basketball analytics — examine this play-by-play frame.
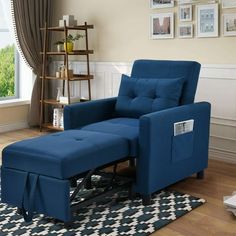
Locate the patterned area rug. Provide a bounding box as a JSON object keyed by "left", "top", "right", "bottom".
{"left": 0, "top": 175, "right": 205, "bottom": 236}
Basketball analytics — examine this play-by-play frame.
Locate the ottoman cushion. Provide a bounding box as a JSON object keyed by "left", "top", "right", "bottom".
{"left": 2, "top": 130, "right": 129, "bottom": 179}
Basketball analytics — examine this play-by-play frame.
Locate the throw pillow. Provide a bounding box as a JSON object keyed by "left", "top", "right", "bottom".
{"left": 115, "top": 74, "right": 184, "bottom": 118}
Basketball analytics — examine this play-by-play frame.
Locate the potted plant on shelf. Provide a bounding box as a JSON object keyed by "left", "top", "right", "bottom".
{"left": 63, "top": 34, "right": 83, "bottom": 52}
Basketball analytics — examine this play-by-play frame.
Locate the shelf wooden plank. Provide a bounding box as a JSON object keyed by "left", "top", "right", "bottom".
{"left": 42, "top": 123, "right": 64, "bottom": 131}
{"left": 40, "top": 74, "right": 94, "bottom": 81}
{"left": 71, "top": 74, "right": 94, "bottom": 81}
{"left": 40, "top": 25, "right": 94, "bottom": 31}
{"left": 41, "top": 99, "right": 64, "bottom": 105}
{"left": 40, "top": 50, "right": 94, "bottom": 55}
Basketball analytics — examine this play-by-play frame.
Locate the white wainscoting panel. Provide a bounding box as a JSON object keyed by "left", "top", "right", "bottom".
{"left": 53, "top": 61, "right": 236, "bottom": 163}
{"left": 196, "top": 64, "right": 236, "bottom": 163}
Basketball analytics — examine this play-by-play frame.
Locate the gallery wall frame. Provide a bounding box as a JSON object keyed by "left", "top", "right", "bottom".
{"left": 223, "top": 13, "right": 236, "bottom": 36}
{"left": 150, "top": 0, "right": 174, "bottom": 9}
{"left": 150, "top": 13, "right": 174, "bottom": 39}
{"left": 179, "top": 4, "right": 192, "bottom": 22}
{"left": 222, "top": 0, "right": 236, "bottom": 9}
{"left": 196, "top": 3, "right": 219, "bottom": 38}
{"left": 178, "top": 24, "right": 193, "bottom": 38}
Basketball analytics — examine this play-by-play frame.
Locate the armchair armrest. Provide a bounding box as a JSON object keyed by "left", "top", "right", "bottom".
{"left": 136, "top": 101, "right": 211, "bottom": 195}
{"left": 64, "top": 97, "right": 117, "bottom": 130}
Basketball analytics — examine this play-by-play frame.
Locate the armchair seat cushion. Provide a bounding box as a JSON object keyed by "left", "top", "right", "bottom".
{"left": 81, "top": 118, "right": 139, "bottom": 156}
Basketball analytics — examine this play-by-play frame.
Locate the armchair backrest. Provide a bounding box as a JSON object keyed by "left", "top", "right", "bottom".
{"left": 131, "top": 60, "right": 201, "bottom": 105}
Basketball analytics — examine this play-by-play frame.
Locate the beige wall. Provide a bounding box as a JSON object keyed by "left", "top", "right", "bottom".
{"left": 53, "top": 0, "right": 236, "bottom": 64}
{"left": 0, "top": 105, "right": 29, "bottom": 132}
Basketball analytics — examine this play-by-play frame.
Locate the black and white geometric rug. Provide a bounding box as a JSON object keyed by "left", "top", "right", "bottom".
{"left": 0, "top": 177, "right": 205, "bottom": 236}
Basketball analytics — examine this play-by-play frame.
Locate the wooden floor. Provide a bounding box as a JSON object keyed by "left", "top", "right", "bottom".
{"left": 1, "top": 129, "right": 236, "bottom": 235}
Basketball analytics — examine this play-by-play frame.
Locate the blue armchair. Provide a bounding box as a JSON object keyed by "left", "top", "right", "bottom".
{"left": 64, "top": 59, "right": 211, "bottom": 203}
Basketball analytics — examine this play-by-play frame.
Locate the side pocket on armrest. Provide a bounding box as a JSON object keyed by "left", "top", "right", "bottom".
{"left": 171, "top": 131, "right": 194, "bottom": 163}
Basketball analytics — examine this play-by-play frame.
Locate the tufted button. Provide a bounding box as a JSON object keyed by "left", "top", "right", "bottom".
{"left": 128, "top": 92, "right": 136, "bottom": 99}
{"left": 74, "top": 138, "right": 83, "bottom": 141}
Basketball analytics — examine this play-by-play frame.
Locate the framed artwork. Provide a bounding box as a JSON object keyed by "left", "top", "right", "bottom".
{"left": 222, "top": 0, "right": 236, "bottom": 9}
{"left": 179, "top": 5, "right": 192, "bottom": 22}
{"left": 178, "top": 0, "right": 192, "bottom": 4}
{"left": 223, "top": 13, "right": 236, "bottom": 36}
{"left": 150, "top": 13, "right": 174, "bottom": 39}
{"left": 150, "top": 0, "right": 174, "bottom": 9}
{"left": 196, "top": 4, "right": 218, "bottom": 38}
{"left": 178, "top": 24, "right": 193, "bottom": 38}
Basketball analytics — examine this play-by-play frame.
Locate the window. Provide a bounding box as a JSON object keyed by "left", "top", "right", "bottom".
{"left": 0, "top": 1, "right": 19, "bottom": 100}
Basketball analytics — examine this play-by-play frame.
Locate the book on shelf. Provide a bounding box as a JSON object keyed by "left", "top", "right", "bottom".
{"left": 53, "top": 108, "right": 64, "bottom": 128}
{"left": 59, "top": 96, "right": 80, "bottom": 104}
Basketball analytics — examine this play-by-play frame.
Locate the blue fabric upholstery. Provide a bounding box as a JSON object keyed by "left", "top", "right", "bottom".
{"left": 1, "top": 168, "right": 71, "bottom": 221}
{"left": 81, "top": 118, "right": 139, "bottom": 156}
{"left": 134, "top": 102, "right": 211, "bottom": 195}
{"left": 64, "top": 97, "right": 117, "bottom": 130}
{"left": 2, "top": 130, "right": 129, "bottom": 179}
{"left": 115, "top": 74, "right": 184, "bottom": 118}
{"left": 131, "top": 60, "right": 201, "bottom": 105}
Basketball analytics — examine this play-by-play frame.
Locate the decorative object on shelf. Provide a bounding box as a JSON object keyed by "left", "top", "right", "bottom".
{"left": 59, "top": 96, "right": 80, "bottom": 104}
{"left": 65, "top": 69, "right": 73, "bottom": 77}
{"left": 222, "top": 0, "right": 236, "bottom": 8}
{"left": 56, "top": 87, "right": 62, "bottom": 101}
{"left": 150, "top": 0, "right": 174, "bottom": 9}
{"left": 54, "top": 34, "right": 83, "bottom": 52}
{"left": 150, "top": 13, "right": 174, "bottom": 39}
{"left": 59, "top": 15, "right": 77, "bottom": 27}
{"left": 55, "top": 71, "right": 60, "bottom": 78}
{"left": 179, "top": 5, "right": 192, "bottom": 22}
{"left": 196, "top": 4, "right": 218, "bottom": 38}
{"left": 178, "top": 24, "right": 193, "bottom": 38}
{"left": 223, "top": 13, "right": 236, "bottom": 36}
{"left": 64, "top": 34, "right": 83, "bottom": 52}
{"left": 54, "top": 41, "right": 64, "bottom": 52}
{"left": 60, "top": 65, "right": 65, "bottom": 77}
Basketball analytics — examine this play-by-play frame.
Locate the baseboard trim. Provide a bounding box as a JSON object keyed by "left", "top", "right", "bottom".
{"left": 209, "top": 148, "right": 236, "bottom": 164}
{"left": 0, "top": 122, "right": 29, "bottom": 133}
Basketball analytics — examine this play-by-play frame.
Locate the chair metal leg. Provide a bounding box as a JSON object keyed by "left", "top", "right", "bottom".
{"left": 129, "top": 159, "right": 135, "bottom": 167}
{"left": 70, "top": 178, "right": 77, "bottom": 188}
{"left": 17, "top": 207, "right": 23, "bottom": 215}
{"left": 85, "top": 176, "right": 92, "bottom": 189}
{"left": 64, "top": 221, "right": 74, "bottom": 228}
{"left": 142, "top": 194, "right": 152, "bottom": 205}
{"left": 197, "top": 170, "right": 204, "bottom": 179}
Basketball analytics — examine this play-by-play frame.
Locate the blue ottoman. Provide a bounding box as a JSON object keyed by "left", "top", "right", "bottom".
{"left": 1, "top": 130, "right": 129, "bottom": 222}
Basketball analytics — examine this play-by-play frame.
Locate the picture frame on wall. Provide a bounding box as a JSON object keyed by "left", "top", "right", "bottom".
{"left": 179, "top": 5, "right": 192, "bottom": 22}
{"left": 150, "top": 0, "right": 174, "bottom": 9}
{"left": 150, "top": 13, "right": 174, "bottom": 39}
{"left": 178, "top": 0, "right": 192, "bottom": 4}
{"left": 196, "top": 4, "right": 218, "bottom": 38}
{"left": 222, "top": 0, "right": 236, "bottom": 9}
{"left": 223, "top": 13, "right": 236, "bottom": 36}
{"left": 178, "top": 24, "right": 193, "bottom": 38}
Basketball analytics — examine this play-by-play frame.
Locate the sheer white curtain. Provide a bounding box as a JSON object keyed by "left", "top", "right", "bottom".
{"left": 0, "top": 0, "right": 16, "bottom": 46}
